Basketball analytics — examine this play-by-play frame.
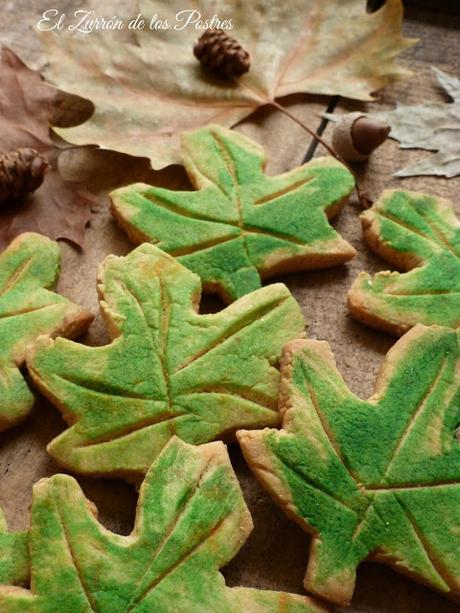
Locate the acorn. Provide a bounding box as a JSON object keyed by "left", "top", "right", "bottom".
{"left": 332, "top": 112, "right": 390, "bottom": 162}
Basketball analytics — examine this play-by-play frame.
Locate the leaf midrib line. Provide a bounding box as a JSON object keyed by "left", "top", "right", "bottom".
{"left": 79, "top": 414, "right": 191, "bottom": 450}
{"left": 366, "top": 481, "right": 460, "bottom": 491}
{"left": 139, "top": 181, "right": 312, "bottom": 253}
{"left": 51, "top": 39, "right": 262, "bottom": 111}
{"left": 145, "top": 191, "right": 232, "bottom": 225}
{"left": 114, "top": 278, "right": 172, "bottom": 406}
{"left": 280, "top": 453, "right": 357, "bottom": 515}
{"left": 253, "top": 174, "right": 315, "bottom": 206}
{"left": 349, "top": 498, "right": 374, "bottom": 542}
{"left": 394, "top": 495, "right": 457, "bottom": 592}
{"left": 0, "top": 256, "right": 33, "bottom": 298}
{"left": 168, "top": 227, "right": 309, "bottom": 259}
{"left": 56, "top": 502, "right": 97, "bottom": 612}
{"left": 207, "top": 129, "right": 309, "bottom": 257}
{"left": 210, "top": 130, "right": 243, "bottom": 228}
{"left": 174, "top": 294, "right": 288, "bottom": 374}
{"left": 375, "top": 206, "right": 460, "bottom": 260}
{"left": 116, "top": 280, "right": 158, "bottom": 352}
{"left": 158, "top": 276, "right": 172, "bottom": 408}
{"left": 50, "top": 373, "right": 166, "bottom": 403}
{"left": 410, "top": 200, "right": 460, "bottom": 258}
{"left": 382, "top": 358, "right": 448, "bottom": 481}
{"left": 51, "top": 386, "right": 276, "bottom": 449}
{"left": 271, "top": 0, "right": 323, "bottom": 94}
{"left": 47, "top": 375, "right": 189, "bottom": 449}
{"left": 132, "top": 149, "right": 322, "bottom": 253}
{"left": 181, "top": 387, "right": 274, "bottom": 412}
{"left": 137, "top": 515, "right": 228, "bottom": 609}
{"left": 303, "top": 367, "right": 360, "bottom": 486}
{"left": 169, "top": 235, "right": 238, "bottom": 258}
{"left": 182, "top": 139, "right": 231, "bottom": 204}
{"left": 126, "top": 456, "right": 217, "bottom": 610}
{"left": 381, "top": 290, "right": 460, "bottom": 297}
{"left": 0, "top": 301, "right": 64, "bottom": 321}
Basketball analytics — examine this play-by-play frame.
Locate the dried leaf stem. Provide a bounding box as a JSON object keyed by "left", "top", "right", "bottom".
{"left": 270, "top": 99, "right": 370, "bottom": 208}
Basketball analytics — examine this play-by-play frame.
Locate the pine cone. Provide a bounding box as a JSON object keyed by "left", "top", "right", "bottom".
{"left": 193, "top": 29, "right": 250, "bottom": 79}
{"left": 0, "top": 148, "right": 49, "bottom": 203}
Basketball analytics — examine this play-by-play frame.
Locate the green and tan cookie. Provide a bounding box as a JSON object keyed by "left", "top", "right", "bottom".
{"left": 110, "top": 125, "right": 356, "bottom": 303}
{"left": 0, "top": 437, "right": 326, "bottom": 613}
{"left": 0, "top": 509, "right": 29, "bottom": 587}
{"left": 348, "top": 189, "right": 460, "bottom": 335}
{"left": 27, "top": 243, "right": 306, "bottom": 480}
{"left": 0, "top": 232, "right": 92, "bottom": 430}
{"left": 238, "top": 324, "right": 460, "bottom": 606}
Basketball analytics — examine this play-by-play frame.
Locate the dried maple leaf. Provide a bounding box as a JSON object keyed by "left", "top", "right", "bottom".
{"left": 348, "top": 189, "right": 460, "bottom": 336}
{"left": 238, "top": 325, "right": 460, "bottom": 606}
{"left": 111, "top": 125, "right": 356, "bottom": 302}
{"left": 0, "top": 438, "right": 325, "bottom": 612}
{"left": 0, "top": 47, "right": 95, "bottom": 249}
{"left": 27, "top": 244, "right": 305, "bottom": 480}
{"left": 41, "top": 0, "right": 414, "bottom": 168}
{"left": 0, "top": 233, "right": 92, "bottom": 431}
{"left": 373, "top": 68, "right": 460, "bottom": 177}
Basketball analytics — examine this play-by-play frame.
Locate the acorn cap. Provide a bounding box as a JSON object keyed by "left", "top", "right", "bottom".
{"left": 352, "top": 116, "right": 391, "bottom": 155}
{"left": 332, "top": 112, "right": 390, "bottom": 162}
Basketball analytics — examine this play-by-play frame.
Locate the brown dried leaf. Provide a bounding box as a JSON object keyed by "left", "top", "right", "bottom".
{"left": 0, "top": 47, "right": 96, "bottom": 249}
{"left": 41, "top": 0, "right": 415, "bottom": 169}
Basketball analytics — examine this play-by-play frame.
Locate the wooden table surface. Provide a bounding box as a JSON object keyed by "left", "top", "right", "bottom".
{"left": 0, "top": 2, "right": 459, "bottom": 612}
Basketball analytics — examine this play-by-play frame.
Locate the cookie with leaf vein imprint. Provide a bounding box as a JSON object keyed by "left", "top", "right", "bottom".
{"left": 0, "top": 232, "right": 92, "bottom": 430}
{"left": 110, "top": 125, "right": 356, "bottom": 303}
{"left": 348, "top": 189, "right": 460, "bottom": 336}
{"left": 0, "top": 437, "right": 327, "bottom": 612}
{"left": 238, "top": 324, "right": 460, "bottom": 606}
{"left": 27, "top": 243, "right": 306, "bottom": 481}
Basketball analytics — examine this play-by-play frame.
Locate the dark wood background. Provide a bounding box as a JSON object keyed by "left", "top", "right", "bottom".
{"left": 0, "top": 2, "right": 459, "bottom": 611}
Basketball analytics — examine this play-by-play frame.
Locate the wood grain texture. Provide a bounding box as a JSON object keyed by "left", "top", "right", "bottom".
{"left": 0, "top": 3, "right": 459, "bottom": 612}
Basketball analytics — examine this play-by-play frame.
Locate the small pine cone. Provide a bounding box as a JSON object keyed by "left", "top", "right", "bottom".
{"left": 193, "top": 29, "right": 250, "bottom": 79}
{"left": 0, "top": 148, "right": 49, "bottom": 203}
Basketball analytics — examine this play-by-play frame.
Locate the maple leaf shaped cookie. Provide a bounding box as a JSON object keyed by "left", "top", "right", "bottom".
{"left": 111, "top": 125, "right": 356, "bottom": 303}
{"left": 28, "top": 243, "right": 305, "bottom": 480}
{"left": 238, "top": 325, "right": 460, "bottom": 606}
{"left": 348, "top": 189, "right": 460, "bottom": 335}
{"left": 0, "top": 437, "right": 326, "bottom": 612}
{"left": 0, "top": 233, "right": 92, "bottom": 431}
